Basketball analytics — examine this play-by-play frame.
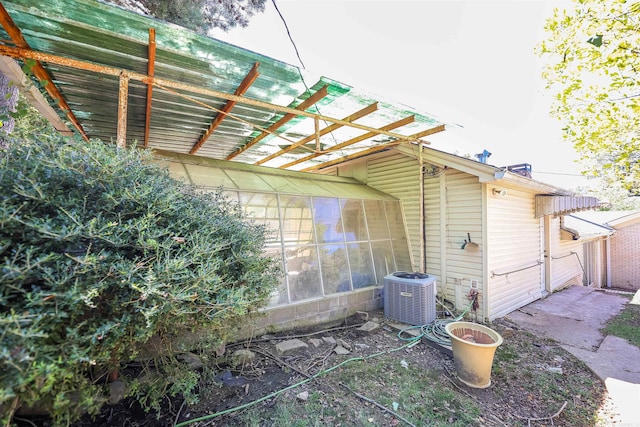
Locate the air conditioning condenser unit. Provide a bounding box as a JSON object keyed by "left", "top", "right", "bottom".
{"left": 384, "top": 271, "right": 437, "bottom": 326}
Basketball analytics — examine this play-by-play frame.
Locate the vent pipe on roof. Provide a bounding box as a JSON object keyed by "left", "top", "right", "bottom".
{"left": 506, "top": 163, "right": 532, "bottom": 178}
{"left": 475, "top": 149, "right": 491, "bottom": 164}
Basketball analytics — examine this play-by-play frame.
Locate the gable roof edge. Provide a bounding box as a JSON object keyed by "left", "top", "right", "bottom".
{"left": 394, "top": 143, "right": 574, "bottom": 195}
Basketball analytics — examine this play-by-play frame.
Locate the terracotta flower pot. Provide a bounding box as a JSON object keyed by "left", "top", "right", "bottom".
{"left": 445, "top": 321, "right": 503, "bottom": 388}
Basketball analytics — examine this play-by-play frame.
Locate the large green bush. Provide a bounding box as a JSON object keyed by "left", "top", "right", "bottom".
{"left": 0, "top": 132, "right": 278, "bottom": 424}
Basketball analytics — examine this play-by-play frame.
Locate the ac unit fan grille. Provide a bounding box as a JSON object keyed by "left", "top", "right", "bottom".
{"left": 384, "top": 274, "right": 437, "bottom": 326}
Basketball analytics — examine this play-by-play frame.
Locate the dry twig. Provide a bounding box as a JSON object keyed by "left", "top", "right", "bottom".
{"left": 339, "top": 382, "right": 417, "bottom": 427}
{"left": 512, "top": 401, "right": 568, "bottom": 426}
{"left": 173, "top": 399, "right": 187, "bottom": 427}
{"left": 250, "top": 346, "right": 312, "bottom": 379}
{"left": 441, "top": 373, "right": 509, "bottom": 427}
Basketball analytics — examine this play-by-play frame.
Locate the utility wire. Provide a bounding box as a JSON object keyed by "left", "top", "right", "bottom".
{"left": 270, "top": 0, "right": 338, "bottom": 147}
{"left": 271, "top": 0, "right": 306, "bottom": 70}
{"left": 534, "top": 171, "right": 587, "bottom": 177}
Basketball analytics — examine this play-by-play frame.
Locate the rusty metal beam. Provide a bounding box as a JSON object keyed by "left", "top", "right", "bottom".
{"left": 0, "top": 44, "right": 435, "bottom": 145}
{"left": 226, "top": 85, "right": 329, "bottom": 160}
{"left": 143, "top": 28, "right": 156, "bottom": 148}
{"left": 255, "top": 102, "right": 378, "bottom": 166}
{"left": 279, "top": 115, "right": 415, "bottom": 169}
{"left": 117, "top": 72, "right": 129, "bottom": 148}
{"left": 0, "top": 3, "right": 89, "bottom": 141}
{"left": 191, "top": 62, "right": 260, "bottom": 155}
{"left": 301, "top": 125, "right": 447, "bottom": 172}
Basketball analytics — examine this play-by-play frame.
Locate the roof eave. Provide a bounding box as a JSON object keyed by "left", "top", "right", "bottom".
{"left": 404, "top": 144, "right": 575, "bottom": 195}
{"left": 492, "top": 170, "right": 574, "bottom": 195}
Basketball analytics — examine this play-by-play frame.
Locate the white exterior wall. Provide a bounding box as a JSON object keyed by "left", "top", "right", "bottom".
{"left": 435, "top": 169, "right": 484, "bottom": 318}
{"left": 334, "top": 154, "right": 486, "bottom": 319}
{"left": 423, "top": 171, "right": 443, "bottom": 280}
{"left": 549, "top": 217, "right": 584, "bottom": 289}
{"left": 487, "top": 187, "right": 543, "bottom": 320}
{"left": 325, "top": 150, "right": 588, "bottom": 321}
{"left": 580, "top": 238, "right": 609, "bottom": 288}
{"left": 364, "top": 153, "right": 422, "bottom": 272}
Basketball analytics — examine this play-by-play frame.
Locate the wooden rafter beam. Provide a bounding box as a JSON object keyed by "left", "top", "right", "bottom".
{"left": 301, "top": 141, "right": 403, "bottom": 172}
{"left": 255, "top": 102, "right": 378, "bottom": 166}
{"left": 155, "top": 83, "right": 300, "bottom": 147}
{"left": 226, "top": 85, "right": 329, "bottom": 160}
{"left": 143, "top": 28, "right": 156, "bottom": 148}
{"left": 0, "top": 44, "right": 438, "bottom": 145}
{"left": 0, "top": 3, "right": 89, "bottom": 141}
{"left": 411, "top": 123, "right": 446, "bottom": 139}
{"left": 191, "top": 62, "right": 260, "bottom": 155}
{"left": 301, "top": 124, "right": 446, "bottom": 172}
{"left": 0, "top": 55, "right": 72, "bottom": 136}
{"left": 278, "top": 115, "right": 415, "bottom": 169}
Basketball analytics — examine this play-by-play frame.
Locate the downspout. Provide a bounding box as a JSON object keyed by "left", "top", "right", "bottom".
{"left": 419, "top": 146, "right": 426, "bottom": 272}
{"left": 481, "top": 184, "right": 490, "bottom": 321}
{"left": 544, "top": 215, "right": 552, "bottom": 294}
{"left": 605, "top": 236, "right": 611, "bottom": 288}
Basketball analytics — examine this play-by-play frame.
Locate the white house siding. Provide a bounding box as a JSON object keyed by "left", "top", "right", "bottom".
{"left": 549, "top": 217, "right": 584, "bottom": 289}
{"left": 437, "top": 169, "right": 484, "bottom": 318}
{"left": 423, "top": 170, "right": 443, "bottom": 281}
{"left": 364, "top": 153, "right": 422, "bottom": 272}
{"left": 487, "top": 187, "right": 543, "bottom": 320}
{"left": 333, "top": 155, "right": 484, "bottom": 318}
{"left": 582, "top": 239, "right": 608, "bottom": 287}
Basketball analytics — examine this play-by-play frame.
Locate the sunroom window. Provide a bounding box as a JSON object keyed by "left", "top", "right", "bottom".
{"left": 156, "top": 151, "right": 412, "bottom": 307}
{"left": 231, "top": 191, "right": 410, "bottom": 306}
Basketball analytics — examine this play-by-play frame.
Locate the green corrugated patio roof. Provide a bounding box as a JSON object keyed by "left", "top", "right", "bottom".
{"left": 0, "top": 0, "right": 447, "bottom": 171}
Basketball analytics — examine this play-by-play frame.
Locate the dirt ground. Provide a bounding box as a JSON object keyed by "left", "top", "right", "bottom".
{"left": 18, "top": 310, "right": 615, "bottom": 427}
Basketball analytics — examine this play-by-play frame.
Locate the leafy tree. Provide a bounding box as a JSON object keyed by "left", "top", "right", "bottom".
{"left": 578, "top": 180, "right": 640, "bottom": 210}
{"left": 115, "top": 0, "right": 267, "bottom": 33}
{"left": 0, "top": 1, "right": 274, "bottom": 423}
{"left": 0, "top": 130, "right": 278, "bottom": 424}
{"left": 539, "top": 0, "right": 640, "bottom": 193}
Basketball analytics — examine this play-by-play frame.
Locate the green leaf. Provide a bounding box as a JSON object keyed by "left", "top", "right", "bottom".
{"left": 586, "top": 34, "right": 603, "bottom": 47}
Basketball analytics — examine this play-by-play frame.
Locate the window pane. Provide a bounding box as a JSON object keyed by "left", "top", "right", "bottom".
{"left": 340, "top": 199, "right": 367, "bottom": 241}
{"left": 285, "top": 245, "right": 322, "bottom": 301}
{"left": 385, "top": 200, "right": 408, "bottom": 242}
{"left": 392, "top": 240, "right": 413, "bottom": 272}
{"left": 224, "top": 169, "right": 272, "bottom": 191}
{"left": 184, "top": 164, "right": 236, "bottom": 188}
{"left": 318, "top": 244, "right": 351, "bottom": 294}
{"left": 364, "top": 199, "right": 390, "bottom": 240}
{"left": 347, "top": 242, "right": 376, "bottom": 289}
{"left": 264, "top": 243, "right": 288, "bottom": 306}
{"left": 371, "top": 241, "right": 395, "bottom": 283}
{"left": 222, "top": 190, "right": 240, "bottom": 203}
{"left": 312, "top": 197, "right": 345, "bottom": 243}
{"left": 280, "top": 196, "right": 314, "bottom": 244}
{"left": 239, "top": 192, "right": 280, "bottom": 243}
{"left": 386, "top": 200, "right": 412, "bottom": 271}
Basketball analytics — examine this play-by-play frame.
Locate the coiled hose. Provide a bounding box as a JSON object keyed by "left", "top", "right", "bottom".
{"left": 397, "top": 294, "right": 477, "bottom": 345}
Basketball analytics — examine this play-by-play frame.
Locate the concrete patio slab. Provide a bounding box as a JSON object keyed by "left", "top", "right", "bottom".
{"left": 504, "top": 286, "right": 640, "bottom": 426}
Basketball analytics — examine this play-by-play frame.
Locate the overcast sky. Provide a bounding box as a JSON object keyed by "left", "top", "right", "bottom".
{"left": 210, "top": 0, "right": 587, "bottom": 189}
